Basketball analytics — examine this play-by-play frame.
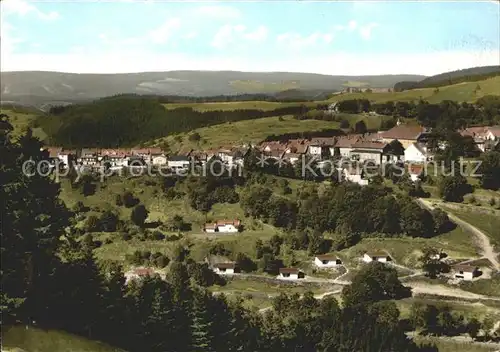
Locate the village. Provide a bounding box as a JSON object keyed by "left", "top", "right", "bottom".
{"left": 43, "top": 122, "right": 500, "bottom": 178}
{"left": 41, "top": 122, "right": 500, "bottom": 292}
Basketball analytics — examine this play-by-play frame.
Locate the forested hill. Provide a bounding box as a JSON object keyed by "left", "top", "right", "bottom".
{"left": 394, "top": 65, "right": 500, "bottom": 91}
{"left": 37, "top": 96, "right": 318, "bottom": 148}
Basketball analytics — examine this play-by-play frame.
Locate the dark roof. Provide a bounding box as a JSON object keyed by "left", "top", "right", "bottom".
{"left": 453, "top": 265, "right": 478, "bottom": 273}
{"left": 168, "top": 155, "right": 190, "bottom": 161}
{"left": 214, "top": 262, "right": 236, "bottom": 269}
{"left": 316, "top": 254, "right": 340, "bottom": 261}
{"left": 279, "top": 268, "right": 301, "bottom": 274}
{"left": 351, "top": 141, "right": 388, "bottom": 150}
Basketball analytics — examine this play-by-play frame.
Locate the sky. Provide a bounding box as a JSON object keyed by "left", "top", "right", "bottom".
{"left": 1, "top": 0, "right": 499, "bottom": 75}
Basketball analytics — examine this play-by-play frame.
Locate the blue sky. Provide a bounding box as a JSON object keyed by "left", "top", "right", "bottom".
{"left": 1, "top": 0, "right": 499, "bottom": 75}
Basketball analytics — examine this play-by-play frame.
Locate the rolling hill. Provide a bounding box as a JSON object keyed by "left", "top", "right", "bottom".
{"left": 328, "top": 76, "right": 500, "bottom": 104}
{"left": 0, "top": 70, "right": 425, "bottom": 106}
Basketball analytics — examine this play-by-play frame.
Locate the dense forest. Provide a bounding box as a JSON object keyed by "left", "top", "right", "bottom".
{"left": 37, "top": 96, "right": 314, "bottom": 147}
{"left": 394, "top": 66, "right": 500, "bottom": 91}
{"left": 1, "top": 113, "right": 442, "bottom": 352}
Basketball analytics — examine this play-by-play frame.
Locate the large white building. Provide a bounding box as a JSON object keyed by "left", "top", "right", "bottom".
{"left": 404, "top": 143, "right": 433, "bottom": 163}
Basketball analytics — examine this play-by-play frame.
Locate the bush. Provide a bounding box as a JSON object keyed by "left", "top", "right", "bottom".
{"left": 150, "top": 231, "right": 166, "bottom": 241}
{"left": 340, "top": 119, "right": 350, "bottom": 129}
{"left": 188, "top": 132, "right": 201, "bottom": 141}
{"left": 72, "top": 201, "right": 87, "bottom": 213}
{"left": 121, "top": 232, "right": 132, "bottom": 241}
{"left": 85, "top": 215, "right": 100, "bottom": 232}
{"left": 121, "top": 191, "right": 139, "bottom": 208}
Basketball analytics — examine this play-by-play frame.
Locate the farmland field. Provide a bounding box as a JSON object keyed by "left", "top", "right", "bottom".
{"left": 151, "top": 115, "right": 341, "bottom": 152}
{"left": 439, "top": 205, "right": 500, "bottom": 247}
{"left": 1, "top": 108, "right": 47, "bottom": 140}
{"left": 328, "top": 76, "right": 500, "bottom": 104}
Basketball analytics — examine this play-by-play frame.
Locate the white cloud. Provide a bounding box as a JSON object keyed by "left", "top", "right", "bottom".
{"left": 1, "top": 22, "right": 25, "bottom": 57}
{"left": 195, "top": 5, "right": 242, "bottom": 20}
{"left": 348, "top": 20, "right": 358, "bottom": 31}
{"left": 149, "top": 18, "right": 182, "bottom": 44}
{"left": 243, "top": 26, "right": 268, "bottom": 42}
{"left": 0, "top": 0, "right": 59, "bottom": 21}
{"left": 211, "top": 24, "right": 266, "bottom": 49}
{"left": 277, "top": 32, "right": 330, "bottom": 50}
{"left": 359, "top": 23, "right": 379, "bottom": 40}
{"left": 3, "top": 48, "right": 499, "bottom": 77}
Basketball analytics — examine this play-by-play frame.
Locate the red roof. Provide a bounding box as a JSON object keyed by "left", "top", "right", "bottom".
{"left": 334, "top": 135, "right": 362, "bottom": 148}
{"left": 216, "top": 219, "right": 241, "bottom": 227}
{"left": 351, "top": 141, "right": 388, "bottom": 150}
{"left": 133, "top": 268, "right": 154, "bottom": 276}
{"left": 381, "top": 125, "right": 425, "bottom": 140}
{"left": 488, "top": 126, "right": 500, "bottom": 138}
{"left": 408, "top": 165, "right": 424, "bottom": 175}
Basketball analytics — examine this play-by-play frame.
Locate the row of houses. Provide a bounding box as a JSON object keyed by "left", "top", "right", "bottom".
{"left": 126, "top": 252, "right": 480, "bottom": 283}
{"left": 43, "top": 123, "right": 500, "bottom": 173}
{"left": 42, "top": 147, "right": 168, "bottom": 169}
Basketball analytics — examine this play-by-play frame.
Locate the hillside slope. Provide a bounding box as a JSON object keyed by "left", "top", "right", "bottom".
{"left": 0, "top": 70, "right": 425, "bottom": 105}
{"left": 329, "top": 76, "right": 500, "bottom": 104}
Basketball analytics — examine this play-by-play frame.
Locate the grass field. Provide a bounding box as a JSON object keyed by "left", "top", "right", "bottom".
{"left": 328, "top": 76, "right": 500, "bottom": 104}
{"left": 151, "top": 115, "right": 341, "bottom": 152}
{"left": 460, "top": 275, "right": 500, "bottom": 298}
{"left": 2, "top": 326, "right": 124, "bottom": 352}
{"left": 397, "top": 297, "right": 500, "bottom": 321}
{"left": 413, "top": 336, "right": 498, "bottom": 352}
{"left": 1, "top": 108, "right": 47, "bottom": 140}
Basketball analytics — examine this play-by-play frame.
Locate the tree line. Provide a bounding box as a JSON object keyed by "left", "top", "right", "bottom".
{"left": 296, "top": 96, "right": 500, "bottom": 130}
{"left": 37, "top": 96, "right": 314, "bottom": 148}
{"left": 394, "top": 67, "right": 500, "bottom": 91}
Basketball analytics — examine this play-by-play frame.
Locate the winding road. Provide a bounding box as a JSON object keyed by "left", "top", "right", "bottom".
{"left": 417, "top": 198, "right": 500, "bottom": 271}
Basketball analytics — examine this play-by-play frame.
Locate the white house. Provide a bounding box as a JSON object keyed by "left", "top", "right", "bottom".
{"left": 314, "top": 255, "right": 342, "bottom": 268}
{"left": 204, "top": 219, "right": 241, "bottom": 233}
{"left": 167, "top": 155, "right": 191, "bottom": 170}
{"left": 362, "top": 252, "right": 392, "bottom": 263}
{"left": 343, "top": 167, "right": 369, "bottom": 186}
{"left": 404, "top": 143, "right": 432, "bottom": 163}
{"left": 213, "top": 262, "right": 239, "bottom": 275}
{"left": 278, "top": 268, "right": 305, "bottom": 280}
{"left": 452, "top": 265, "right": 479, "bottom": 281}
{"left": 152, "top": 155, "right": 168, "bottom": 166}
{"left": 408, "top": 165, "right": 424, "bottom": 182}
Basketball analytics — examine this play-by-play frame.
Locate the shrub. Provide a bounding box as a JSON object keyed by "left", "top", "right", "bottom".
{"left": 121, "top": 232, "right": 132, "bottom": 241}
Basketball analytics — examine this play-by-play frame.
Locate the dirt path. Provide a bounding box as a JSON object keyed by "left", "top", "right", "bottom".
{"left": 417, "top": 198, "right": 500, "bottom": 271}
{"left": 408, "top": 281, "right": 500, "bottom": 301}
